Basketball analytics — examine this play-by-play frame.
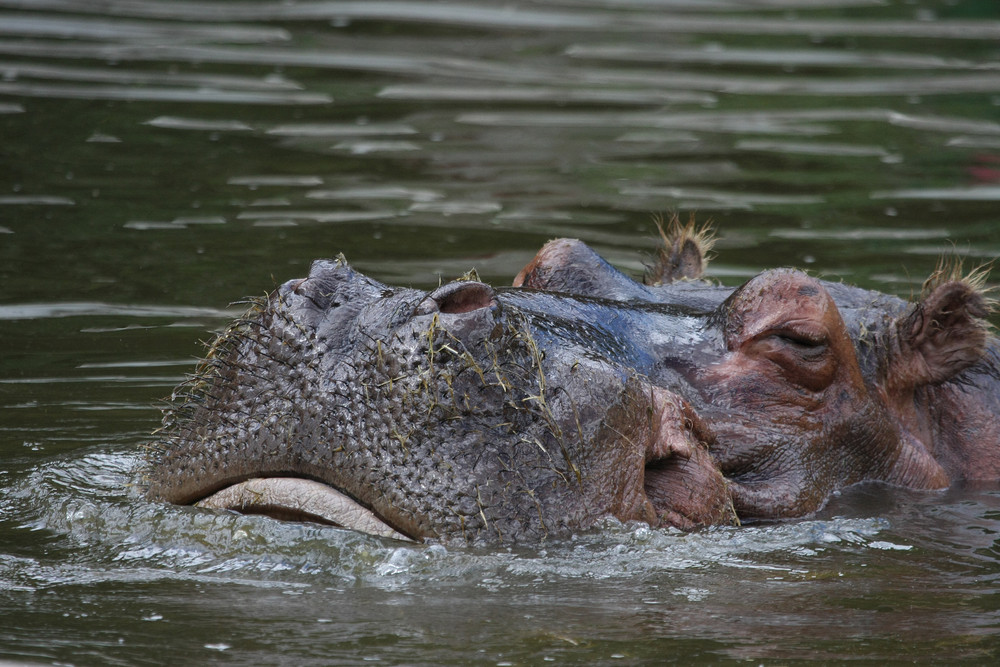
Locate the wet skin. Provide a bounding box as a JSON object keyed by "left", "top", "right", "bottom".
{"left": 145, "top": 229, "right": 1000, "bottom": 544}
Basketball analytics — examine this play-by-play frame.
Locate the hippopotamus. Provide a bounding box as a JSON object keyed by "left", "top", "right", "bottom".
{"left": 144, "top": 221, "right": 1000, "bottom": 544}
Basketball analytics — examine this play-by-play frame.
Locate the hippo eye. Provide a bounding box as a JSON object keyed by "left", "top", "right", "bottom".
{"left": 747, "top": 326, "right": 835, "bottom": 391}
{"left": 772, "top": 330, "right": 828, "bottom": 359}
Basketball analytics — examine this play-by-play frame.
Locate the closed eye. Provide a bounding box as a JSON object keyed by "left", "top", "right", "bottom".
{"left": 771, "top": 330, "right": 828, "bottom": 359}
{"left": 747, "top": 327, "right": 836, "bottom": 391}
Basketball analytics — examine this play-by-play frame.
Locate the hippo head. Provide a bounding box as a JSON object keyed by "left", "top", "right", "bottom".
{"left": 146, "top": 223, "right": 998, "bottom": 544}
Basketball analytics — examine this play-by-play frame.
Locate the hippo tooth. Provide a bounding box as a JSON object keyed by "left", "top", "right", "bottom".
{"left": 195, "top": 477, "right": 413, "bottom": 542}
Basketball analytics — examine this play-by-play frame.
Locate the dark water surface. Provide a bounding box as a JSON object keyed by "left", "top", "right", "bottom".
{"left": 2, "top": 0, "right": 1000, "bottom": 663}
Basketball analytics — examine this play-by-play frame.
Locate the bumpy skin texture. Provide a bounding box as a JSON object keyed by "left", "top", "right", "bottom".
{"left": 147, "top": 229, "right": 1000, "bottom": 544}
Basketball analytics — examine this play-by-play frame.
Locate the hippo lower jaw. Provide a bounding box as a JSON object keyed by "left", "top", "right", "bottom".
{"left": 195, "top": 477, "right": 414, "bottom": 542}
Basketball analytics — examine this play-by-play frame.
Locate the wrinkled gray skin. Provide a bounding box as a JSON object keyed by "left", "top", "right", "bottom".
{"left": 146, "top": 235, "right": 1000, "bottom": 545}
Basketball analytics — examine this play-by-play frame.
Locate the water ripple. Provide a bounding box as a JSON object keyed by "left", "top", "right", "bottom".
{"left": 871, "top": 186, "right": 1000, "bottom": 201}
{"left": 0, "top": 11, "right": 289, "bottom": 43}
{"left": 0, "top": 195, "right": 74, "bottom": 205}
{"left": 11, "top": 2, "right": 998, "bottom": 39}
{"left": 378, "top": 84, "right": 716, "bottom": 106}
{"left": 0, "top": 81, "right": 330, "bottom": 104}
{"left": 0, "top": 61, "right": 301, "bottom": 90}
{"left": 566, "top": 44, "right": 990, "bottom": 70}
{"left": 620, "top": 185, "right": 825, "bottom": 210}
{"left": 266, "top": 122, "right": 418, "bottom": 137}
{"left": 144, "top": 116, "right": 253, "bottom": 131}
{"left": 736, "top": 139, "right": 891, "bottom": 158}
{"left": 0, "top": 302, "right": 236, "bottom": 321}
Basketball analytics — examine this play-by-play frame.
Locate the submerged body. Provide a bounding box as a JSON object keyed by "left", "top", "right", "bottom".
{"left": 146, "top": 224, "right": 1000, "bottom": 544}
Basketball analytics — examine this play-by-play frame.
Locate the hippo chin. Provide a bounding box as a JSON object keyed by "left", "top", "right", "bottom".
{"left": 145, "top": 221, "right": 1000, "bottom": 545}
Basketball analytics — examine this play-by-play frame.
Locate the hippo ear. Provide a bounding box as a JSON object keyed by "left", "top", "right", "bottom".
{"left": 644, "top": 214, "right": 715, "bottom": 285}
{"left": 886, "top": 276, "right": 992, "bottom": 391}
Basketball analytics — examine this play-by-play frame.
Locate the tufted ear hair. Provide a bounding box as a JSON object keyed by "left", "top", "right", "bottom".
{"left": 885, "top": 277, "right": 992, "bottom": 392}
{"left": 644, "top": 214, "right": 715, "bottom": 285}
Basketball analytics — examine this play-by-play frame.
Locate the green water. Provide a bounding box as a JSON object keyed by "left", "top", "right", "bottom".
{"left": 2, "top": 0, "right": 1000, "bottom": 663}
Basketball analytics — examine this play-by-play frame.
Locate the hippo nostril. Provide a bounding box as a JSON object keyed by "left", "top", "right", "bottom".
{"left": 438, "top": 282, "right": 497, "bottom": 314}
{"left": 417, "top": 281, "right": 498, "bottom": 316}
